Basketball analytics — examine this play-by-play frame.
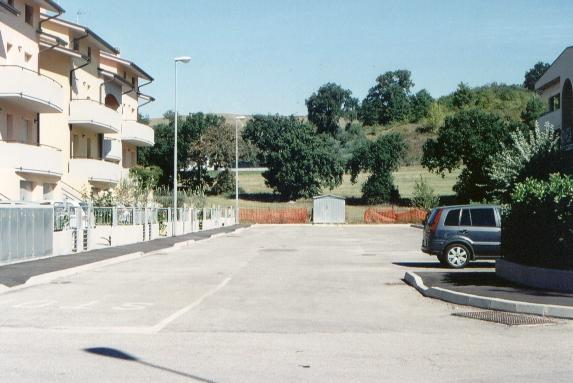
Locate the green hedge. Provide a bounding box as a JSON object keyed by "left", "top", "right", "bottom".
{"left": 502, "top": 174, "right": 573, "bottom": 270}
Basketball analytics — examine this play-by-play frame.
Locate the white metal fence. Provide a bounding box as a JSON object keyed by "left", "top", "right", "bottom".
{"left": 0, "top": 205, "right": 53, "bottom": 266}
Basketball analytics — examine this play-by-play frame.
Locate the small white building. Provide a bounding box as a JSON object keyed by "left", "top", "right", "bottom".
{"left": 313, "top": 195, "right": 345, "bottom": 224}
{"left": 536, "top": 46, "right": 573, "bottom": 149}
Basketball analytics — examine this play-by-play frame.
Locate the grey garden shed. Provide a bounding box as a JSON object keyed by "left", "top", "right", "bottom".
{"left": 312, "top": 195, "right": 346, "bottom": 224}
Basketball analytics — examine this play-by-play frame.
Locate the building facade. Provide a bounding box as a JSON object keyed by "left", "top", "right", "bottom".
{"left": 536, "top": 46, "right": 573, "bottom": 150}
{"left": 0, "top": 0, "right": 154, "bottom": 202}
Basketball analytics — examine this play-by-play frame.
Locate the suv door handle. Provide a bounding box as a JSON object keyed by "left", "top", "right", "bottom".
{"left": 458, "top": 230, "right": 468, "bottom": 235}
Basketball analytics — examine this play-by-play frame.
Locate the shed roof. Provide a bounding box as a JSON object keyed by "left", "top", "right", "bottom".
{"left": 313, "top": 195, "right": 346, "bottom": 200}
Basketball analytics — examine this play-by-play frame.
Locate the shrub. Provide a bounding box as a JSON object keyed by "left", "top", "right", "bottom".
{"left": 209, "top": 170, "right": 235, "bottom": 195}
{"left": 361, "top": 173, "right": 400, "bottom": 205}
{"left": 411, "top": 176, "right": 440, "bottom": 211}
{"left": 488, "top": 121, "right": 560, "bottom": 202}
{"left": 502, "top": 174, "right": 573, "bottom": 270}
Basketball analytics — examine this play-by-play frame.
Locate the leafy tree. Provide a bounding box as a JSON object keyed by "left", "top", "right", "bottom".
{"left": 243, "top": 115, "right": 344, "bottom": 200}
{"left": 138, "top": 112, "right": 229, "bottom": 192}
{"left": 422, "top": 109, "right": 521, "bottom": 202}
{"left": 347, "top": 133, "right": 407, "bottom": 204}
{"left": 360, "top": 70, "right": 414, "bottom": 126}
{"left": 452, "top": 82, "right": 474, "bottom": 109}
{"left": 488, "top": 121, "right": 560, "bottom": 202}
{"left": 306, "top": 83, "right": 359, "bottom": 136}
{"left": 521, "top": 96, "right": 547, "bottom": 129}
{"left": 422, "top": 101, "right": 445, "bottom": 133}
{"left": 410, "top": 89, "right": 433, "bottom": 122}
{"left": 523, "top": 62, "right": 550, "bottom": 91}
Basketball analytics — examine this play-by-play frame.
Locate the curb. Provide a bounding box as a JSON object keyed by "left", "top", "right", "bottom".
{"left": 404, "top": 271, "right": 573, "bottom": 320}
{"left": 0, "top": 225, "right": 250, "bottom": 295}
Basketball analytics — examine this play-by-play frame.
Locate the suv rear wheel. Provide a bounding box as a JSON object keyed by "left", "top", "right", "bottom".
{"left": 444, "top": 244, "right": 470, "bottom": 269}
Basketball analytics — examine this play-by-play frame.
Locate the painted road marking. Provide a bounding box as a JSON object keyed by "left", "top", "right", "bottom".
{"left": 151, "top": 277, "right": 232, "bottom": 333}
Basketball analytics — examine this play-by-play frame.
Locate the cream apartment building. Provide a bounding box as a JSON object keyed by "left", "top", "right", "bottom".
{"left": 536, "top": 46, "right": 573, "bottom": 149}
{"left": 0, "top": 0, "right": 154, "bottom": 202}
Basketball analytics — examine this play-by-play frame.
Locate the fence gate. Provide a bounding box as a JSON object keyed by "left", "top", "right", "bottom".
{"left": 0, "top": 205, "right": 53, "bottom": 265}
{"left": 312, "top": 195, "right": 346, "bottom": 224}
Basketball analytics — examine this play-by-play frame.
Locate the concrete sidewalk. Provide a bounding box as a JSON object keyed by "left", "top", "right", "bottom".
{"left": 405, "top": 270, "right": 573, "bottom": 318}
{"left": 0, "top": 224, "right": 250, "bottom": 288}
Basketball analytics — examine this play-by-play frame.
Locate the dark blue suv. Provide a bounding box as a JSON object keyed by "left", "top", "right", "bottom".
{"left": 421, "top": 205, "right": 501, "bottom": 268}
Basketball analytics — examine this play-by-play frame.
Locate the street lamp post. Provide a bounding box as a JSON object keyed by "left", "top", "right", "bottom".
{"left": 234, "top": 116, "right": 246, "bottom": 224}
{"left": 173, "top": 56, "right": 191, "bottom": 237}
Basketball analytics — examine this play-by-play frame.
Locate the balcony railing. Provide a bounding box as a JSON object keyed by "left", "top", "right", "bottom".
{"left": 538, "top": 110, "right": 561, "bottom": 131}
{"left": 103, "top": 138, "right": 121, "bottom": 162}
{"left": 69, "top": 99, "right": 121, "bottom": 134}
{"left": 0, "top": 65, "right": 64, "bottom": 113}
{"left": 122, "top": 120, "right": 155, "bottom": 147}
{"left": 0, "top": 140, "right": 63, "bottom": 177}
{"left": 69, "top": 157, "right": 121, "bottom": 184}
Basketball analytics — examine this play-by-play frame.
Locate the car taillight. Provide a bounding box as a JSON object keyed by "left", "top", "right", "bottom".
{"left": 430, "top": 208, "right": 442, "bottom": 234}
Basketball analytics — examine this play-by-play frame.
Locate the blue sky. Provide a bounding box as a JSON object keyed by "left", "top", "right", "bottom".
{"left": 58, "top": 0, "right": 573, "bottom": 118}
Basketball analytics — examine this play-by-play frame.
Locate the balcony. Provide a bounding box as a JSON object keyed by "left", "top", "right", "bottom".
{"left": 0, "top": 141, "right": 63, "bottom": 177}
{"left": 122, "top": 120, "right": 155, "bottom": 147}
{"left": 69, "top": 99, "right": 121, "bottom": 134}
{"left": 0, "top": 65, "right": 64, "bottom": 113}
{"left": 538, "top": 110, "right": 561, "bottom": 131}
{"left": 103, "top": 138, "right": 121, "bottom": 162}
{"left": 69, "top": 158, "right": 121, "bottom": 185}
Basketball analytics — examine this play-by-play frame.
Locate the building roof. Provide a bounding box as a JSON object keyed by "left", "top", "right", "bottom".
{"left": 535, "top": 46, "right": 573, "bottom": 91}
{"left": 40, "top": 0, "right": 65, "bottom": 13}
{"left": 313, "top": 195, "right": 345, "bottom": 200}
{"left": 100, "top": 51, "right": 153, "bottom": 82}
{"left": 41, "top": 14, "right": 120, "bottom": 55}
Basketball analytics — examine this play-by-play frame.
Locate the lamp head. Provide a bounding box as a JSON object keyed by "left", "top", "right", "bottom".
{"left": 175, "top": 56, "right": 191, "bottom": 63}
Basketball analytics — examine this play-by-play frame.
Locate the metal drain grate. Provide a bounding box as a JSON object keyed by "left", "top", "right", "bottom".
{"left": 361, "top": 253, "right": 377, "bottom": 257}
{"left": 385, "top": 282, "right": 405, "bottom": 286}
{"left": 452, "top": 311, "right": 556, "bottom": 326}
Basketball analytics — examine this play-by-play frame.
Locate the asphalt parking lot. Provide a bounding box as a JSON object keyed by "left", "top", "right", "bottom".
{"left": 1, "top": 225, "right": 572, "bottom": 382}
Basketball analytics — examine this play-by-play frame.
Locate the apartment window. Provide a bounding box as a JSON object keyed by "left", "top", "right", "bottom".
{"left": 72, "top": 134, "right": 80, "bottom": 158}
{"left": 131, "top": 151, "right": 136, "bottom": 167}
{"left": 43, "top": 183, "right": 56, "bottom": 200}
{"left": 131, "top": 76, "right": 136, "bottom": 86}
{"left": 87, "top": 47, "right": 92, "bottom": 59}
{"left": 73, "top": 40, "right": 79, "bottom": 51}
{"left": 87, "top": 137, "right": 92, "bottom": 158}
{"left": 8, "top": 0, "right": 14, "bottom": 6}
{"left": 549, "top": 94, "right": 561, "bottom": 112}
{"left": 6, "top": 114, "right": 13, "bottom": 141}
{"left": 25, "top": 4, "right": 33, "bottom": 26}
{"left": 20, "top": 181, "right": 34, "bottom": 201}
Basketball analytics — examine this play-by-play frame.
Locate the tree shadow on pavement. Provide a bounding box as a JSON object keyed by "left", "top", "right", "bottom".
{"left": 84, "top": 347, "right": 217, "bottom": 383}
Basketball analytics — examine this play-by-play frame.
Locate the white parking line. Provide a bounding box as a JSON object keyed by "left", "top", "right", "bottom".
{"left": 151, "top": 277, "right": 232, "bottom": 333}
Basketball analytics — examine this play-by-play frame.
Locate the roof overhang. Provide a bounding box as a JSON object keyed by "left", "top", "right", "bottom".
{"left": 0, "top": 1, "right": 20, "bottom": 15}
{"left": 38, "top": 0, "right": 65, "bottom": 13}
{"left": 100, "top": 51, "right": 154, "bottom": 82}
{"left": 535, "top": 46, "right": 573, "bottom": 91}
{"left": 40, "top": 14, "right": 119, "bottom": 55}
{"left": 98, "top": 68, "right": 134, "bottom": 91}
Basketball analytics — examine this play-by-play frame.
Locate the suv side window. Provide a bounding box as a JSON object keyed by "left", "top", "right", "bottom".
{"left": 460, "top": 209, "right": 471, "bottom": 226}
{"left": 470, "top": 208, "right": 496, "bottom": 227}
{"left": 444, "top": 209, "right": 460, "bottom": 226}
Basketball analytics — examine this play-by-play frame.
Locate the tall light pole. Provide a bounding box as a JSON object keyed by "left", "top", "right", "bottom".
{"left": 234, "top": 116, "right": 246, "bottom": 224}
{"left": 173, "top": 56, "right": 191, "bottom": 237}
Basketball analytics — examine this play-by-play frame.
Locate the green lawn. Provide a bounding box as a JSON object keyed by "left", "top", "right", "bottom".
{"left": 205, "top": 166, "right": 459, "bottom": 209}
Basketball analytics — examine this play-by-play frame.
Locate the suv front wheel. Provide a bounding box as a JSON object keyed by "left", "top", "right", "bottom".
{"left": 444, "top": 244, "right": 470, "bottom": 269}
